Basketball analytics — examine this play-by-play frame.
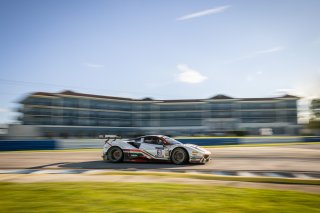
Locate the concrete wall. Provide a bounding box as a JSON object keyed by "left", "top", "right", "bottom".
{"left": 0, "top": 140, "right": 56, "bottom": 151}
{"left": 0, "top": 137, "right": 319, "bottom": 151}
{"left": 303, "top": 136, "right": 320, "bottom": 142}
{"left": 56, "top": 139, "right": 105, "bottom": 149}
{"left": 176, "top": 136, "right": 306, "bottom": 146}
{"left": 7, "top": 124, "right": 41, "bottom": 139}
{"left": 239, "top": 137, "right": 302, "bottom": 144}
{"left": 176, "top": 137, "right": 239, "bottom": 146}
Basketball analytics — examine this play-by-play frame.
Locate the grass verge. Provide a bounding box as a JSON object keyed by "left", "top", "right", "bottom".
{"left": 0, "top": 182, "right": 319, "bottom": 213}
{"left": 97, "top": 171, "right": 320, "bottom": 185}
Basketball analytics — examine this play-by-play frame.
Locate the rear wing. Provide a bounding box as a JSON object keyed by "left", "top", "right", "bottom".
{"left": 98, "top": 135, "right": 122, "bottom": 144}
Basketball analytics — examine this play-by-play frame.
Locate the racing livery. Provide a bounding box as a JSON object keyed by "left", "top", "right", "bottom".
{"left": 102, "top": 135, "right": 211, "bottom": 164}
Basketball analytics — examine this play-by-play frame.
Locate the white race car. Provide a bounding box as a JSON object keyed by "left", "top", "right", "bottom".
{"left": 102, "top": 135, "right": 211, "bottom": 165}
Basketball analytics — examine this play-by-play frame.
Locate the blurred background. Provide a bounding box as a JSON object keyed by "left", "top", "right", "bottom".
{"left": 0, "top": 0, "right": 319, "bottom": 148}
{"left": 0, "top": 1, "right": 320, "bottom": 212}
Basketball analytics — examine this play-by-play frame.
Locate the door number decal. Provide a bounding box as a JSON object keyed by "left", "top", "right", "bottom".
{"left": 156, "top": 149, "right": 162, "bottom": 157}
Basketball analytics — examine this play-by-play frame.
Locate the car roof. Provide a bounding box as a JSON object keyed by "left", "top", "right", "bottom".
{"left": 142, "top": 135, "right": 166, "bottom": 138}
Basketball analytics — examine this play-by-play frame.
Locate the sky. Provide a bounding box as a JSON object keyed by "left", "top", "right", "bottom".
{"left": 0, "top": 0, "right": 320, "bottom": 123}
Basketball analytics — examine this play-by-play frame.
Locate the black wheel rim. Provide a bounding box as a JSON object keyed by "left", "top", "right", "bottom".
{"left": 110, "top": 148, "right": 121, "bottom": 161}
{"left": 173, "top": 150, "right": 185, "bottom": 163}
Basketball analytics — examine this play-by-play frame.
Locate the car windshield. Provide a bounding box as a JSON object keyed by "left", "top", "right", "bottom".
{"left": 164, "top": 137, "right": 182, "bottom": 145}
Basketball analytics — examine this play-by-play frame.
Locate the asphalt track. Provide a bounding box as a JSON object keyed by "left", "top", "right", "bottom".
{"left": 0, "top": 144, "right": 319, "bottom": 173}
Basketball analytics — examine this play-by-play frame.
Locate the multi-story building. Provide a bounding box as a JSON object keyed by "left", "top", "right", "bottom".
{"left": 18, "top": 90, "right": 300, "bottom": 137}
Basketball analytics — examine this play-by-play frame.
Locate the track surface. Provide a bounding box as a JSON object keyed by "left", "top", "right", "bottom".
{"left": 0, "top": 144, "right": 319, "bottom": 172}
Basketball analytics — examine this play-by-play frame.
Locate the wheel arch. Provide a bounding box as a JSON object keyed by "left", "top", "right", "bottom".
{"left": 107, "top": 145, "right": 123, "bottom": 154}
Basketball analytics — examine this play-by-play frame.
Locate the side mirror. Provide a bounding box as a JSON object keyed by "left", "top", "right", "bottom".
{"left": 163, "top": 141, "right": 169, "bottom": 146}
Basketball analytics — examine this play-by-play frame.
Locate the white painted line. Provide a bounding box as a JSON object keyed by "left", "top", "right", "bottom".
{"left": 32, "top": 170, "right": 65, "bottom": 174}
{"left": 185, "top": 170, "right": 201, "bottom": 174}
{"left": 0, "top": 169, "right": 319, "bottom": 180}
{"left": 293, "top": 173, "right": 312, "bottom": 179}
{"left": 82, "top": 170, "right": 109, "bottom": 174}
{"left": 263, "top": 172, "right": 285, "bottom": 178}
{"left": 0, "top": 169, "right": 20, "bottom": 174}
{"left": 237, "top": 171, "right": 259, "bottom": 177}
{"left": 133, "top": 170, "right": 149, "bottom": 173}
{"left": 211, "top": 171, "right": 229, "bottom": 176}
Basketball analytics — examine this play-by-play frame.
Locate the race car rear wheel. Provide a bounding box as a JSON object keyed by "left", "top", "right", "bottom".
{"left": 107, "top": 146, "right": 124, "bottom": 163}
{"left": 171, "top": 148, "right": 188, "bottom": 165}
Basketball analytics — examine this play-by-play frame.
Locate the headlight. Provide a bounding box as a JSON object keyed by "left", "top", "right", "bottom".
{"left": 192, "top": 151, "right": 202, "bottom": 156}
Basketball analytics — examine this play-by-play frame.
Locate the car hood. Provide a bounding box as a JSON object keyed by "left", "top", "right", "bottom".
{"left": 183, "top": 144, "right": 211, "bottom": 154}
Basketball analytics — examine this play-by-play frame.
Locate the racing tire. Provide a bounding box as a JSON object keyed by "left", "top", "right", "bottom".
{"left": 102, "top": 154, "right": 108, "bottom": 162}
{"left": 107, "top": 146, "right": 124, "bottom": 163}
{"left": 171, "top": 148, "right": 188, "bottom": 165}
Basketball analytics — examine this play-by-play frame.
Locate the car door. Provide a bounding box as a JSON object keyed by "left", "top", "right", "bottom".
{"left": 140, "top": 136, "right": 167, "bottom": 159}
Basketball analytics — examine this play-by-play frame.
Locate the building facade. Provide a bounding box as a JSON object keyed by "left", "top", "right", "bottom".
{"left": 18, "top": 90, "right": 300, "bottom": 137}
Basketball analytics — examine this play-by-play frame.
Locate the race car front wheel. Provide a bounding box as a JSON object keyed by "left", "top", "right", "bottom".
{"left": 171, "top": 148, "right": 188, "bottom": 165}
{"left": 107, "top": 146, "right": 124, "bottom": 163}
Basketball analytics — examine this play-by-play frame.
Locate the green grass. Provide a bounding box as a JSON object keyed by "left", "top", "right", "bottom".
{"left": 0, "top": 182, "right": 319, "bottom": 213}
{"left": 97, "top": 171, "right": 320, "bottom": 185}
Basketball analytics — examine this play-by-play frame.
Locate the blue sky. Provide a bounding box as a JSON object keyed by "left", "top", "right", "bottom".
{"left": 0, "top": 0, "right": 320, "bottom": 123}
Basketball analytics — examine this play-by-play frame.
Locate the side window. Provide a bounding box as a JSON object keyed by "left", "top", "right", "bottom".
{"left": 144, "top": 137, "right": 154, "bottom": 144}
{"left": 134, "top": 137, "right": 142, "bottom": 143}
{"left": 144, "top": 137, "right": 163, "bottom": 145}
{"left": 154, "top": 138, "right": 164, "bottom": 145}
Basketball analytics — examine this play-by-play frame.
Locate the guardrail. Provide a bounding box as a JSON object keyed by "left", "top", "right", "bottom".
{"left": 176, "top": 136, "right": 320, "bottom": 146}
{"left": 0, "top": 140, "right": 56, "bottom": 151}
{"left": 176, "top": 137, "right": 239, "bottom": 146}
{"left": 303, "top": 136, "right": 320, "bottom": 142}
{"left": 0, "top": 136, "right": 319, "bottom": 151}
{"left": 56, "top": 139, "right": 105, "bottom": 149}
